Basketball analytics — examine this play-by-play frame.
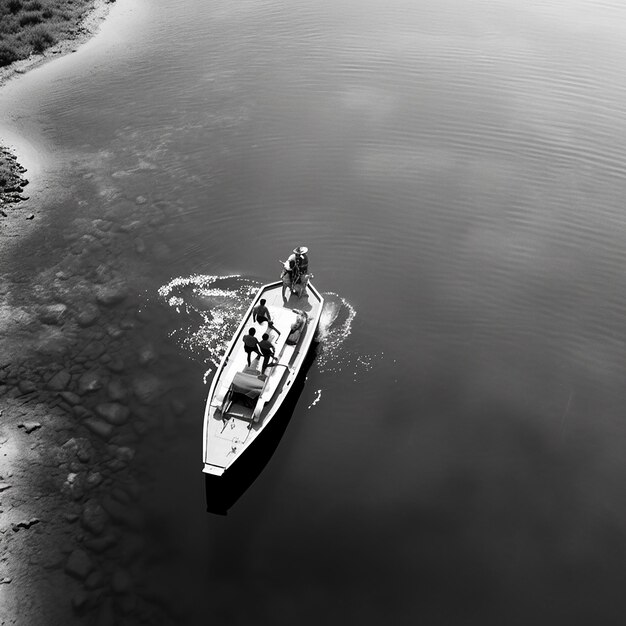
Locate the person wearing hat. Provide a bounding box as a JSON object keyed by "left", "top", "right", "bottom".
{"left": 293, "top": 246, "right": 309, "bottom": 275}
{"left": 282, "top": 245, "right": 310, "bottom": 298}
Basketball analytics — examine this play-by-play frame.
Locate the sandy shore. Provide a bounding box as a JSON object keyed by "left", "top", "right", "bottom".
{"left": 0, "top": 1, "right": 194, "bottom": 623}
{"left": 0, "top": 0, "right": 116, "bottom": 243}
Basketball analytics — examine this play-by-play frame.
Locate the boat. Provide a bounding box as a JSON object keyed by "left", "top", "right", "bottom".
{"left": 202, "top": 279, "right": 324, "bottom": 476}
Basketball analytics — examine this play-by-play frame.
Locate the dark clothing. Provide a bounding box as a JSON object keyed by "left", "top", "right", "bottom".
{"left": 296, "top": 253, "right": 309, "bottom": 275}
{"left": 243, "top": 334, "right": 259, "bottom": 350}
{"left": 243, "top": 334, "right": 260, "bottom": 365}
{"left": 254, "top": 304, "right": 281, "bottom": 334}
{"left": 253, "top": 304, "right": 272, "bottom": 324}
{"left": 259, "top": 339, "right": 275, "bottom": 373}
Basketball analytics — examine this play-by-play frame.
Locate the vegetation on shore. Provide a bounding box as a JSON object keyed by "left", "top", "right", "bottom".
{"left": 1, "top": 0, "right": 107, "bottom": 211}
{"left": 0, "top": 147, "right": 28, "bottom": 209}
{"left": 0, "top": 0, "right": 100, "bottom": 66}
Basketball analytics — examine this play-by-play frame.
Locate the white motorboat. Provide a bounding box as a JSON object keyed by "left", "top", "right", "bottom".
{"left": 202, "top": 280, "right": 324, "bottom": 476}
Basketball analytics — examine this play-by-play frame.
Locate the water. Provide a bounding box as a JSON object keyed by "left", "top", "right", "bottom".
{"left": 3, "top": 0, "right": 626, "bottom": 623}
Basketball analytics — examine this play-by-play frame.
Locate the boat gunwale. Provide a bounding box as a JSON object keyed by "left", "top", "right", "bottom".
{"left": 202, "top": 280, "right": 324, "bottom": 475}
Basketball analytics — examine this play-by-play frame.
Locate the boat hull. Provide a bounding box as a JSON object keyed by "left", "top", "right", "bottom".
{"left": 202, "top": 280, "right": 324, "bottom": 476}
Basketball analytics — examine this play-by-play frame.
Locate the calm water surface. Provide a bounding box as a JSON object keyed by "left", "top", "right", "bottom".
{"left": 4, "top": 0, "right": 626, "bottom": 623}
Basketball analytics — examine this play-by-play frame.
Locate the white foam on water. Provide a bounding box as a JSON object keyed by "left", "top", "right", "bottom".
{"left": 158, "top": 276, "right": 380, "bottom": 392}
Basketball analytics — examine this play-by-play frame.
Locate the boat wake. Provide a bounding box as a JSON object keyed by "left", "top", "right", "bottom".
{"left": 158, "top": 274, "right": 260, "bottom": 379}
{"left": 157, "top": 274, "right": 377, "bottom": 384}
{"left": 315, "top": 292, "right": 378, "bottom": 379}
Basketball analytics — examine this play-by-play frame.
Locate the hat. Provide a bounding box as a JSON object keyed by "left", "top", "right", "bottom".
{"left": 293, "top": 246, "right": 308, "bottom": 254}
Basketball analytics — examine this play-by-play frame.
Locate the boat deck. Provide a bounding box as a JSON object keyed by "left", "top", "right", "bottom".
{"left": 202, "top": 281, "right": 323, "bottom": 476}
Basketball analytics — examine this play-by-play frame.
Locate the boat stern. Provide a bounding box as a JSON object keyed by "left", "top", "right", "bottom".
{"left": 203, "top": 463, "right": 225, "bottom": 477}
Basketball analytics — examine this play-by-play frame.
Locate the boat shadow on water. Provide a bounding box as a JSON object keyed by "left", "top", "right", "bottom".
{"left": 204, "top": 342, "right": 319, "bottom": 515}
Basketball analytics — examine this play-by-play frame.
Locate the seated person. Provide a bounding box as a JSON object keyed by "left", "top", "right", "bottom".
{"left": 258, "top": 333, "right": 276, "bottom": 374}
{"left": 242, "top": 328, "right": 261, "bottom": 367}
{"left": 253, "top": 299, "right": 281, "bottom": 336}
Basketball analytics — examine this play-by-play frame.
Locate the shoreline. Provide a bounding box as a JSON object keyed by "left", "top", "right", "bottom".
{"left": 0, "top": 0, "right": 116, "bottom": 217}
{"left": 0, "top": 0, "right": 116, "bottom": 90}
{"left": 0, "top": 1, "right": 194, "bottom": 624}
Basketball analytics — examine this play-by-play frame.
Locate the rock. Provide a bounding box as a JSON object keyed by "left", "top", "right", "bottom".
{"left": 61, "top": 473, "right": 85, "bottom": 501}
{"left": 83, "top": 341, "right": 106, "bottom": 359}
{"left": 85, "top": 570, "right": 106, "bottom": 590}
{"left": 61, "top": 438, "right": 92, "bottom": 463}
{"left": 137, "top": 343, "right": 157, "bottom": 365}
{"left": 95, "top": 284, "right": 127, "bottom": 307}
{"left": 71, "top": 590, "right": 89, "bottom": 611}
{"left": 73, "top": 406, "right": 92, "bottom": 420}
{"left": 132, "top": 373, "right": 161, "bottom": 405}
{"left": 95, "top": 403, "right": 130, "bottom": 425}
{"left": 111, "top": 568, "right": 133, "bottom": 594}
{"left": 17, "top": 380, "right": 37, "bottom": 394}
{"left": 86, "top": 472, "right": 103, "bottom": 489}
{"left": 101, "top": 496, "right": 143, "bottom": 530}
{"left": 106, "top": 325, "right": 124, "bottom": 339}
{"left": 82, "top": 500, "right": 108, "bottom": 535}
{"left": 119, "top": 219, "right": 141, "bottom": 233}
{"left": 0, "top": 577, "right": 12, "bottom": 584}
{"left": 83, "top": 535, "right": 117, "bottom": 554}
{"left": 12, "top": 518, "right": 40, "bottom": 531}
{"left": 18, "top": 421, "right": 41, "bottom": 434}
{"left": 65, "top": 549, "right": 93, "bottom": 580}
{"left": 76, "top": 303, "right": 99, "bottom": 327}
{"left": 83, "top": 418, "right": 113, "bottom": 440}
{"left": 112, "top": 445, "right": 134, "bottom": 461}
{"left": 107, "top": 379, "right": 127, "bottom": 401}
{"left": 47, "top": 369, "right": 71, "bottom": 391}
{"left": 59, "top": 390, "right": 80, "bottom": 405}
{"left": 107, "top": 357, "right": 125, "bottom": 373}
{"left": 77, "top": 371, "right": 104, "bottom": 394}
{"left": 38, "top": 303, "right": 67, "bottom": 325}
{"left": 135, "top": 195, "right": 147, "bottom": 205}
{"left": 0, "top": 483, "right": 11, "bottom": 492}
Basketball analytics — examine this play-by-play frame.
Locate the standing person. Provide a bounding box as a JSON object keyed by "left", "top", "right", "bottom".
{"left": 253, "top": 299, "right": 281, "bottom": 336}
{"left": 258, "top": 333, "right": 276, "bottom": 374}
{"left": 294, "top": 246, "right": 309, "bottom": 275}
{"left": 284, "top": 245, "right": 309, "bottom": 298}
{"left": 242, "top": 328, "right": 261, "bottom": 367}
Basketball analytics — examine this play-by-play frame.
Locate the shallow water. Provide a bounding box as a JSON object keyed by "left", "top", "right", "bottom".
{"left": 4, "top": 0, "right": 626, "bottom": 623}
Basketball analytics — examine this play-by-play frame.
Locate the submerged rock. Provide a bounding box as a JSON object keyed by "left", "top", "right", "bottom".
{"left": 107, "top": 379, "right": 127, "bottom": 401}
{"left": 47, "top": 369, "right": 71, "bottom": 391}
{"left": 38, "top": 303, "right": 67, "bottom": 325}
{"left": 76, "top": 303, "right": 100, "bottom": 327}
{"left": 78, "top": 371, "right": 104, "bottom": 394}
{"left": 83, "top": 418, "right": 113, "bottom": 440}
{"left": 132, "top": 373, "right": 161, "bottom": 405}
{"left": 95, "top": 403, "right": 130, "bottom": 425}
{"left": 65, "top": 549, "right": 94, "bottom": 580}
{"left": 59, "top": 390, "right": 80, "bottom": 405}
{"left": 95, "top": 284, "right": 127, "bottom": 307}
{"left": 82, "top": 500, "right": 108, "bottom": 535}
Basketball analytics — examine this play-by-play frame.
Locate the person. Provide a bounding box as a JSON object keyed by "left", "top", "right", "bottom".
{"left": 258, "top": 333, "right": 276, "bottom": 374}
{"left": 294, "top": 246, "right": 309, "bottom": 275}
{"left": 242, "top": 327, "right": 260, "bottom": 367}
{"left": 283, "top": 246, "right": 309, "bottom": 298}
{"left": 253, "top": 299, "right": 281, "bottom": 335}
